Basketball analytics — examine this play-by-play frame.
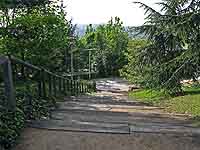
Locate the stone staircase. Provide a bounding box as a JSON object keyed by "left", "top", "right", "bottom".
{"left": 28, "top": 95, "right": 200, "bottom": 135}
{"left": 14, "top": 78, "right": 200, "bottom": 150}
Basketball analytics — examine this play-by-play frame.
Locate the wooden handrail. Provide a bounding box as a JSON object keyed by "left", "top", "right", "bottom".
{"left": 0, "top": 55, "right": 96, "bottom": 112}
{"left": 10, "top": 56, "right": 42, "bottom": 72}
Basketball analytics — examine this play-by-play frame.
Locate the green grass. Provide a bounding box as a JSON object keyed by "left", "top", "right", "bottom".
{"left": 163, "top": 94, "right": 200, "bottom": 116}
{"left": 128, "top": 89, "right": 169, "bottom": 104}
{"left": 129, "top": 86, "right": 200, "bottom": 116}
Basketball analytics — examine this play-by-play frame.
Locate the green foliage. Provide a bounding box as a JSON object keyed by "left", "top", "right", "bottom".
{"left": 0, "top": 80, "right": 56, "bottom": 149}
{"left": 0, "top": 77, "right": 59, "bottom": 149}
{"left": 15, "top": 82, "right": 53, "bottom": 119}
{"left": 120, "top": 39, "right": 149, "bottom": 85}
{"left": 132, "top": 0, "right": 200, "bottom": 94}
{"left": 0, "top": 0, "right": 76, "bottom": 73}
{"left": 0, "top": 0, "right": 76, "bottom": 149}
{"left": 0, "top": 0, "right": 49, "bottom": 8}
{"left": 80, "top": 17, "right": 129, "bottom": 77}
{"left": 0, "top": 108, "right": 25, "bottom": 149}
{"left": 5, "top": 13, "right": 68, "bottom": 70}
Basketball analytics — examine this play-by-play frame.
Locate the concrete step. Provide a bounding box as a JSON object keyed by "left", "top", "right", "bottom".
{"left": 63, "top": 97, "right": 151, "bottom": 106}
{"left": 28, "top": 119, "right": 130, "bottom": 134}
{"left": 28, "top": 117, "right": 200, "bottom": 137}
{"left": 50, "top": 110, "right": 193, "bottom": 127}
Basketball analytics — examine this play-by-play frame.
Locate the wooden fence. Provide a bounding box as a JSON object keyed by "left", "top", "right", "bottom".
{"left": 0, "top": 55, "right": 96, "bottom": 112}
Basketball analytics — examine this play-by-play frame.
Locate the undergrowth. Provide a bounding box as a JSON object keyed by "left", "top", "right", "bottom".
{"left": 0, "top": 83, "right": 56, "bottom": 149}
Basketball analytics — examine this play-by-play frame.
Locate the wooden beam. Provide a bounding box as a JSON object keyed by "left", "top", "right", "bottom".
{"left": 1, "top": 57, "right": 16, "bottom": 111}
{"left": 0, "top": 56, "right": 8, "bottom": 64}
{"left": 10, "top": 56, "right": 41, "bottom": 72}
{"left": 69, "top": 48, "right": 97, "bottom": 54}
{"left": 65, "top": 71, "right": 97, "bottom": 77}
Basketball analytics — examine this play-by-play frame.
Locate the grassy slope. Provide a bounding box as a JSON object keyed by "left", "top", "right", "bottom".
{"left": 129, "top": 87, "right": 200, "bottom": 116}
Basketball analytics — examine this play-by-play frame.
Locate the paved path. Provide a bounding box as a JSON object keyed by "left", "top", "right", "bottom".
{"left": 14, "top": 78, "right": 200, "bottom": 150}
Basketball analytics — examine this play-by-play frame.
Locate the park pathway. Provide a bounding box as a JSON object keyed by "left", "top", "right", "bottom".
{"left": 14, "top": 78, "right": 200, "bottom": 150}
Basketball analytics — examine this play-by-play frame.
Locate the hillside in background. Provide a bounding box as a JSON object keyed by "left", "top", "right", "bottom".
{"left": 75, "top": 24, "right": 99, "bottom": 37}
{"left": 76, "top": 24, "right": 144, "bottom": 38}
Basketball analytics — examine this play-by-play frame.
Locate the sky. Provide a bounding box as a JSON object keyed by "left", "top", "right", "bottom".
{"left": 64, "top": 0, "right": 161, "bottom": 26}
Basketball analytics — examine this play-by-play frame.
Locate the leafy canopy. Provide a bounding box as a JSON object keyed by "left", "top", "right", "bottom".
{"left": 80, "top": 17, "right": 129, "bottom": 77}
{"left": 131, "top": 0, "right": 200, "bottom": 94}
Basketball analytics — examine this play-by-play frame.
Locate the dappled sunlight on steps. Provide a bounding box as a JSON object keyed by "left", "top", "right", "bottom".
{"left": 14, "top": 78, "right": 200, "bottom": 150}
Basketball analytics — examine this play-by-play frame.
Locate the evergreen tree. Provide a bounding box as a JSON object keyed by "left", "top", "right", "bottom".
{"left": 132, "top": 0, "right": 200, "bottom": 94}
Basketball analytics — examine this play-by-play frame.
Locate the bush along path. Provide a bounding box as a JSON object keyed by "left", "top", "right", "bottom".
{"left": 14, "top": 78, "right": 200, "bottom": 150}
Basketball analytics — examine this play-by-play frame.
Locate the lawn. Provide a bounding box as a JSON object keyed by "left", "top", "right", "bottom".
{"left": 129, "top": 86, "right": 200, "bottom": 116}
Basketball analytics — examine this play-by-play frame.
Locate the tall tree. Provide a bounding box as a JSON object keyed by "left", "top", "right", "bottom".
{"left": 80, "top": 17, "right": 129, "bottom": 77}
{"left": 0, "top": 0, "right": 76, "bottom": 73}
{"left": 132, "top": 0, "right": 200, "bottom": 94}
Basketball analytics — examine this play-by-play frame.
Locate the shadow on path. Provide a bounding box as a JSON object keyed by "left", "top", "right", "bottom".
{"left": 14, "top": 78, "right": 200, "bottom": 150}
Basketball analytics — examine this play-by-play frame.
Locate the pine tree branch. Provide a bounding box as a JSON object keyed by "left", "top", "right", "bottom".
{"left": 133, "top": 2, "right": 162, "bottom": 16}
{"left": 162, "top": 59, "right": 192, "bottom": 87}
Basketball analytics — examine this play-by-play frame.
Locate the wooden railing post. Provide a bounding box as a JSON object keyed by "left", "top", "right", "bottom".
{"left": 85, "top": 84, "right": 88, "bottom": 93}
{"left": 66, "top": 79, "right": 69, "bottom": 95}
{"left": 70, "top": 80, "right": 73, "bottom": 95}
{"left": 59, "top": 78, "right": 62, "bottom": 93}
{"left": 93, "top": 81, "right": 97, "bottom": 92}
{"left": 63, "top": 79, "right": 66, "bottom": 95}
{"left": 81, "top": 82, "right": 84, "bottom": 94}
{"left": 74, "top": 81, "right": 76, "bottom": 96}
{"left": 48, "top": 74, "right": 52, "bottom": 96}
{"left": 38, "top": 70, "right": 42, "bottom": 97}
{"left": 76, "top": 82, "right": 79, "bottom": 95}
{"left": 79, "top": 82, "right": 82, "bottom": 94}
{"left": 1, "top": 57, "right": 16, "bottom": 111}
{"left": 83, "top": 83, "right": 85, "bottom": 93}
{"left": 41, "top": 69, "right": 46, "bottom": 98}
{"left": 53, "top": 76, "right": 57, "bottom": 97}
{"left": 73, "top": 81, "right": 76, "bottom": 96}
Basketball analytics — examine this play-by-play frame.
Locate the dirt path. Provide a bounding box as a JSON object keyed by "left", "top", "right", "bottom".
{"left": 14, "top": 78, "right": 200, "bottom": 150}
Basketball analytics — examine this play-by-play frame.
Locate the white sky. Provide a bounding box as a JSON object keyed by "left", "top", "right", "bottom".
{"left": 64, "top": 0, "right": 161, "bottom": 26}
